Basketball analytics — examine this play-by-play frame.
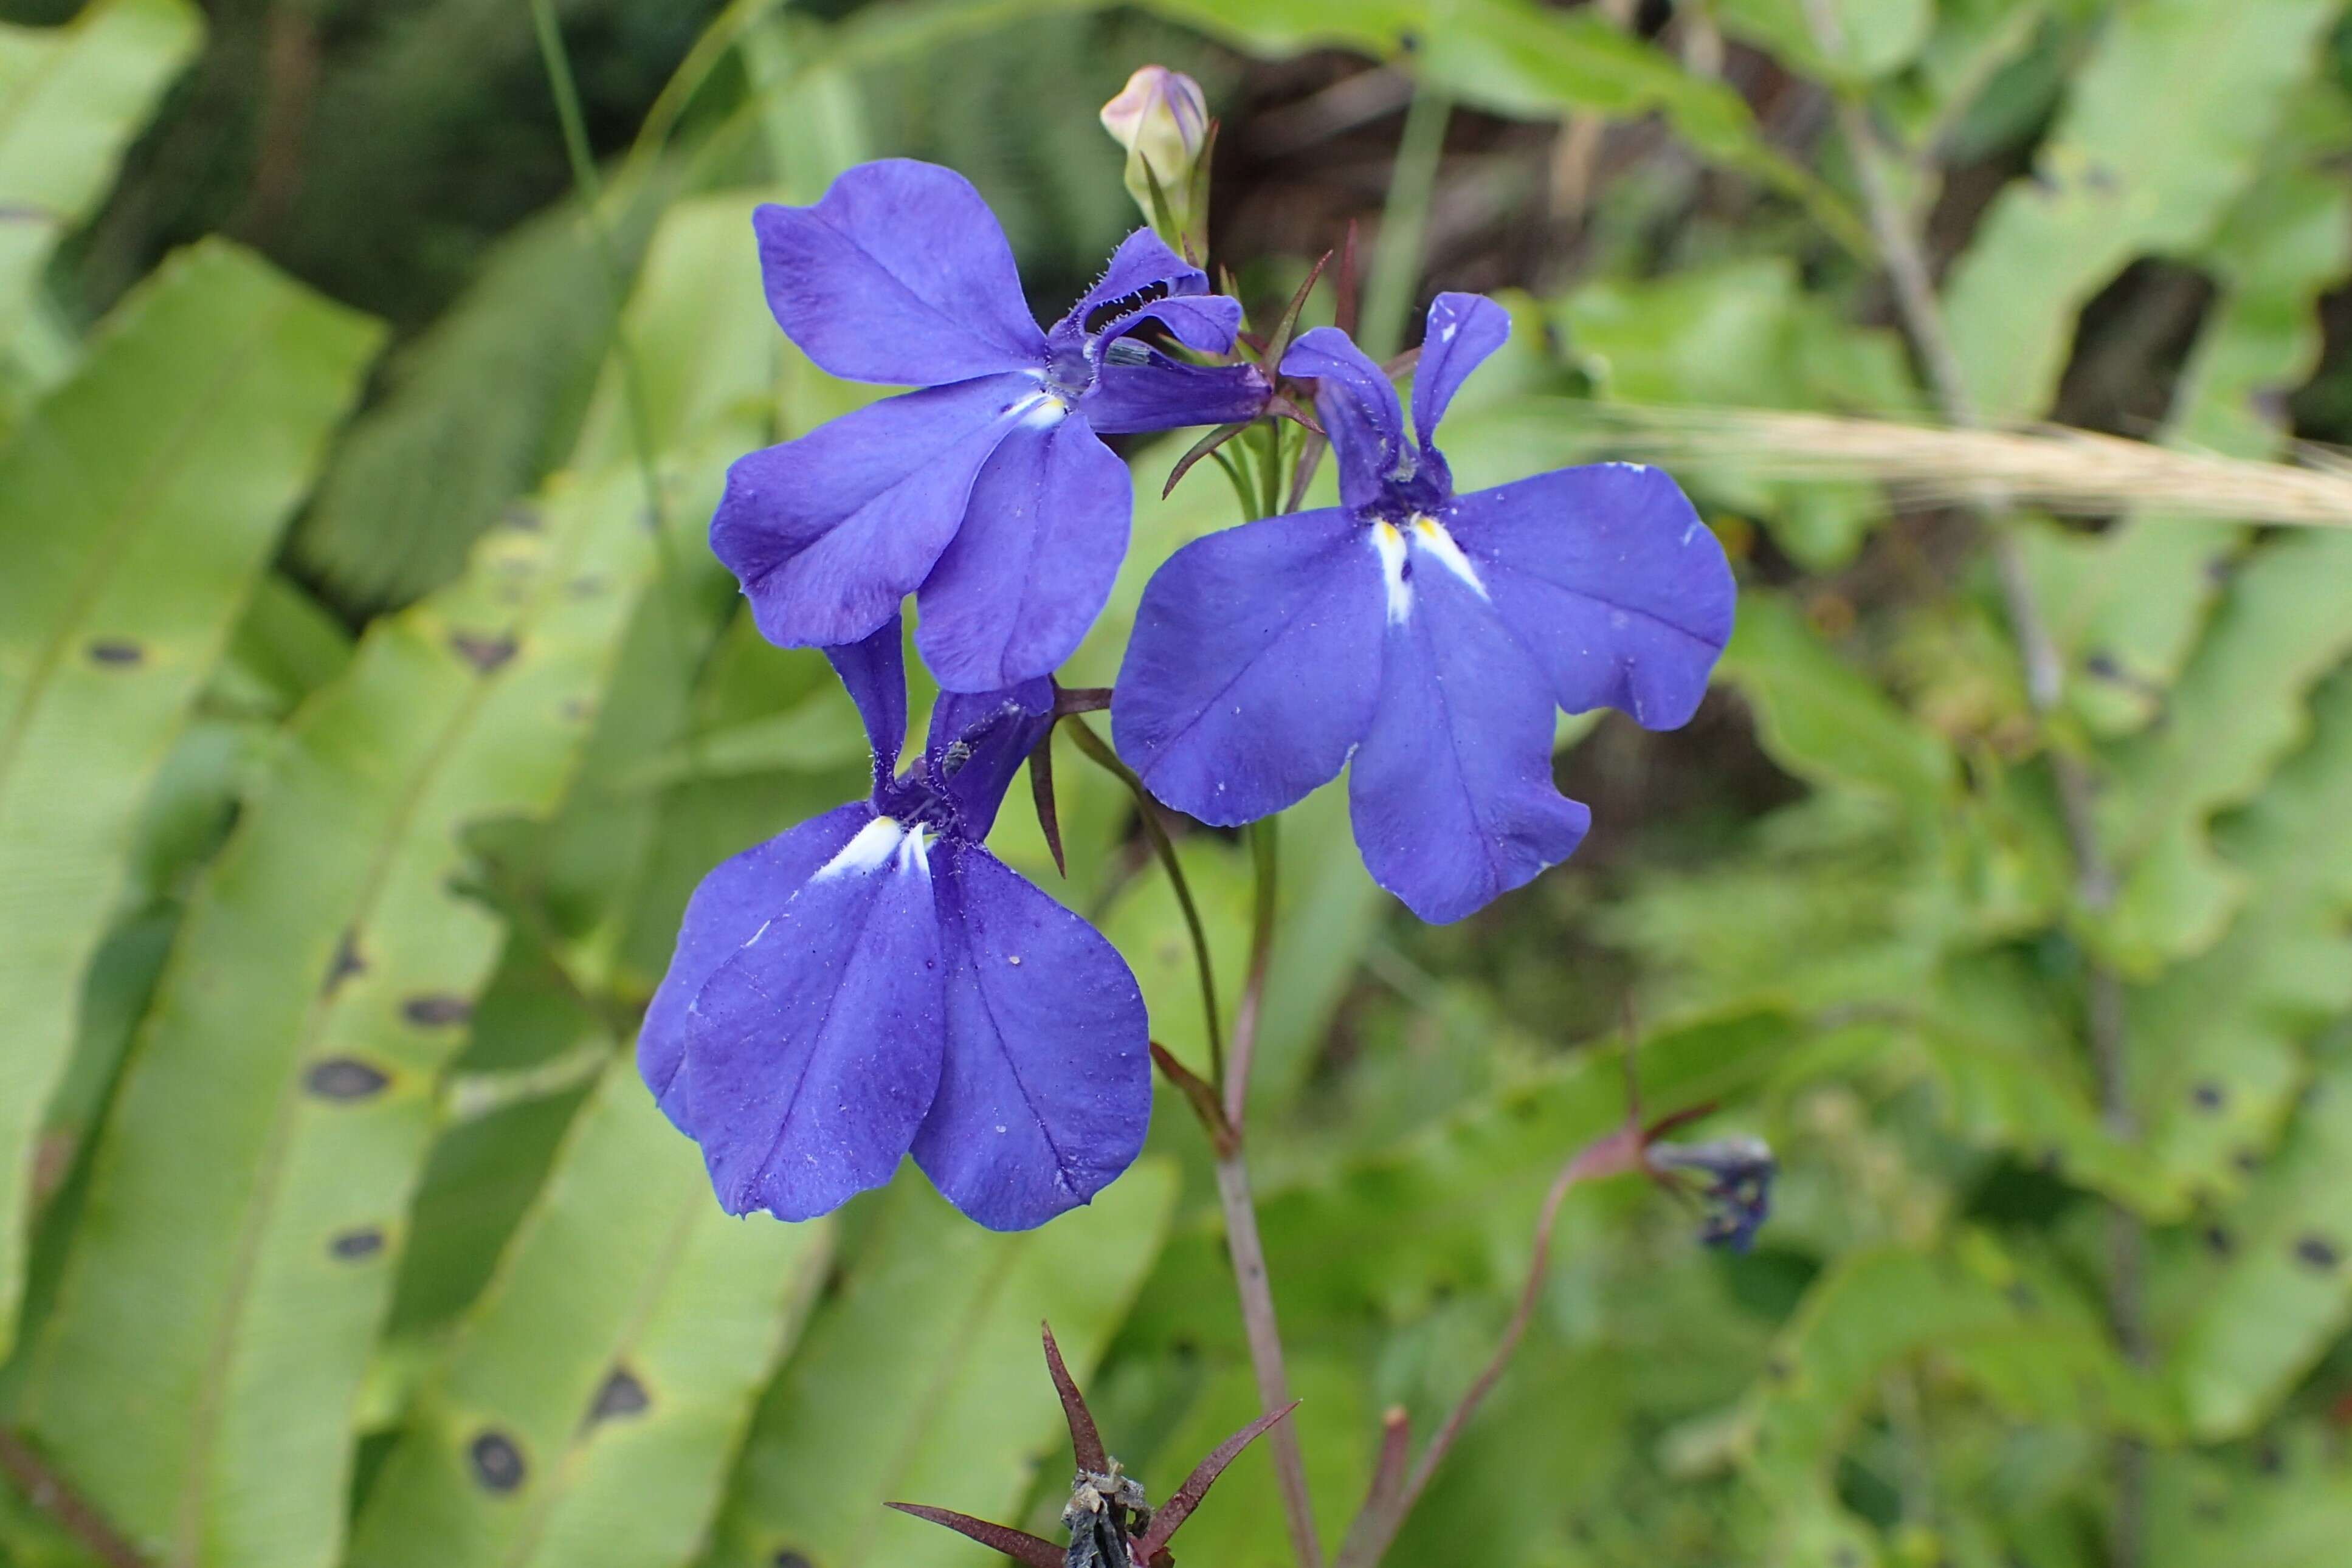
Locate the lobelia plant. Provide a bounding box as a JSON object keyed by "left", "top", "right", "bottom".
{"left": 648, "top": 63, "right": 1762, "bottom": 1567}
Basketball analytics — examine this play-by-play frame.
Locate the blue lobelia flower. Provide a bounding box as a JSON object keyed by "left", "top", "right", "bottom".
{"left": 1111, "top": 293, "right": 1736, "bottom": 923}
{"left": 714, "top": 159, "right": 1271, "bottom": 695}
{"left": 640, "top": 617, "right": 1151, "bottom": 1231}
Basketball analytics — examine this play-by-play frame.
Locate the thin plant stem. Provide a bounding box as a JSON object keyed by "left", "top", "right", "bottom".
{"left": 1360, "top": 83, "right": 1452, "bottom": 360}
{"left": 0, "top": 1429, "right": 150, "bottom": 1568}
{"left": 1333, "top": 1111, "right": 1649, "bottom": 1568}
{"left": 1213, "top": 1143, "right": 1323, "bottom": 1568}
{"left": 529, "top": 0, "right": 714, "bottom": 794}
{"left": 1224, "top": 816, "right": 1280, "bottom": 1126}
{"left": 1797, "top": 5, "right": 2142, "bottom": 1562}
{"left": 1062, "top": 717, "right": 1226, "bottom": 1087}
{"left": 528, "top": 0, "right": 666, "bottom": 535}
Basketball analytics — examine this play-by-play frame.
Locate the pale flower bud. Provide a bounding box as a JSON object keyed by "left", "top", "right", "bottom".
{"left": 1100, "top": 66, "right": 1211, "bottom": 259}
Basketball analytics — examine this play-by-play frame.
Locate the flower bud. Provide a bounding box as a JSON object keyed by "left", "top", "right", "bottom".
{"left": 1100, "top": 66, "right": 1211, "bottom": 260}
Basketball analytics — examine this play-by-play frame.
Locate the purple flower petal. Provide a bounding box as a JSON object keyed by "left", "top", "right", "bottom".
{"left": 681, "top": 817, "right": 948, "bottom": 1220}
{"left": 826, "top": 616, "right": 909, "bottom": 788}
{"left": 714, "top": 373, "right": 1042, "bottom": 654}
{"left": 638, "top": 803, "right": 875, "bottom": 1137}
{"left": 914, "top": 409, "right": 1131, "bottom": 691}
{"left": 1348, "top": 538, "right": 1590, "bottom": 922}
{"left": 754, "top": 160, "right": 1044, "bottom": 385}
{"left": 1411, "top": 292, "right": 1510, "bottom": 451}
{"left": 1050, "top": 229, "right": 1217, "bottom": 349}
{"left": 913, "top": 845, "right": 1150, "bottom": 1230}
{"left": 1114, "top": 507, "right": 1386, "bottom": 827}
{"left": 1448, "top": 463, "right": 1734, "bottom": 729}
{"left": 925, "top": 679, "right": 1055, "bottom": 839}
{"left": 1281, "top": 326, "right": 1410, "bottom": 516}
{"left": 1081, "top": 357, "right": 1271, "bottom": 436}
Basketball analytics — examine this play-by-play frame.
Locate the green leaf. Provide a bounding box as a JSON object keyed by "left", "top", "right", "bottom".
{"left": 2127, "top": 664, "right": 2352, "bottom": 1203}
{"left": 0, "top": 240, "right": 379, "bottom": 1360}
{"left": 0, "top": 0, "right": 202, "bottom": 359}
{"left": 701, "top": 1161, "right": 1179, "bottom": 1568}
{"left": 16, "top": 190, "right": 782, "bottom": 1565}
{"left": 348, "top": 1063, "right": 833, "bottom": 1568}
{"left": 2029, "top": 94, "right": 2352, "bottom": 738}
{"left": 1137, "top": 0, "right": 1869, "bottom": 254}
{"left": 2164, "top": 1054, "right": 2352, "bottom": 1439}
{"left": 1714, "top": 0, "right": 1933, "bottom": 83}
{"left": 1739, "top": 1237, "right": 2168, "bottom": 1564}
{"left": 288, "top": 193, "right": 660, "bottom": 613}
{"left": 1719, "top": 593, "right": 1955, "bottom": 805}
{"left": 2095, "top": 529, "right": 2352, "bottom": 969}
{"left": 1943, "top": 0, "right": 2345, "bottom": 418}
{"left": 17, "top": 441, "right": 733, "bottom": 1567}
{"left": 1099, "top": 834, "right": 1252, "bottom": 1084}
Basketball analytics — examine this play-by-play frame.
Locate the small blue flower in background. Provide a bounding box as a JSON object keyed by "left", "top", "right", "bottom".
{"left": 714, "top": 159, "right": 1269, "bottom": 694}
{"left": 1112, "top": 292, "right": 1736, "bottom": 923}
{"left": 640, "top": 617, "right": 1151, "bottom": 1231}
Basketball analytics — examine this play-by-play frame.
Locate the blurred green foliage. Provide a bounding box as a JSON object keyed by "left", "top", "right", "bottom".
{"left": 5, "top": 2, "right": 2352, "bottom": 1568}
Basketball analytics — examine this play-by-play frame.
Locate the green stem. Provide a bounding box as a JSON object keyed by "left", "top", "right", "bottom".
{"left": 529, "top": 0, "right": 711, "bottom": 788}
{"left": 1063, "top": 716, "right": 1225, "bottom": 1088}
{"left": 1360, "top": 83, "right": 1452, "bottom": 361}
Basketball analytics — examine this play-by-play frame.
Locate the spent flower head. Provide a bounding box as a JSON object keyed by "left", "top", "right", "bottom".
{"left": 889, "top": 1323, "right": 1295, "bottom": 1568}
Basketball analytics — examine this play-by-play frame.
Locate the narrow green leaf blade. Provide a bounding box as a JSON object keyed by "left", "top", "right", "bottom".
{"left": 0, "top": 239, "right": 381, "bottom": 1358}
{"left": 348, "top": 1063, "right": 833, "bottom": 1568}
{"left": 0, "top": 0, "right": 202, "bottom": 353}
{"left": 19, "top": 193, "right": 779, "bottom": 1567}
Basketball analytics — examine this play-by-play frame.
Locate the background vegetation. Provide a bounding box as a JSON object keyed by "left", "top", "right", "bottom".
{"left": 5, "top": 1, "right": 2352, "bottom": 1566}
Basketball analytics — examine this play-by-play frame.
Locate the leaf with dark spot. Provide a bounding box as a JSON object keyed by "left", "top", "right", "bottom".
{"left": 2294, "top": 1234, "right": 2340, "bottom": 1271}
{"left": 323, "top": 931, "right": 367, "bottom": 995}
{"left": 304, "top": 1058, "right": 389, "bottom": 1101}
{"left": 450, "top": 632, "right": 519, "bottom": 674}
{"left": 2191, "top": 1081, "right": 2227, "bottom": 1112}
{"left": 588, "top": 1367, "right": 651, "bottom": 1425}
{"left": 402, "top": 994, "right": 472, "bottom": 1028}
{"left": 469, "top": 1431, "right": 526, "bottom": 1493}
{"left": 86, "top": 639, "right": 143, "bottom": 667}
{"left": 329, "top": 1228, "right": 385, "bottom": 1260}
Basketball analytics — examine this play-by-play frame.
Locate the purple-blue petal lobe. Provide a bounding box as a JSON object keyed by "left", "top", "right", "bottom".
{"left": 1348, "top": 552, "right": 1590, "bottom": 923}
{"left": 913, "top": 845, "right": 1150, "bottom": 1231}
{"left": 681, "top": 819, "right": 947, "bottom": 1221}
{"left": 1081, "top": 358, "right": 1270, "bottom": 436}
{"left": 915, "top": 410, "right": 1131, "bottom": 692}
{"left": 1280, "top": 326, "right": 1409, "bottom": 516}
{"left": 1114, "top": 507, "right": 1385, "bottom": 826}
{"left": 1411, "top": 292, "right": 1511, "bottom": 451}
{"left": 925, "top": 678, "right": 1055, "bottom": 839}
{"left": 1123, "top": 294, "right": 1243, "bottom": 355}
{"left": 1447, "top": 463, "right": 1734, "bottom": 729}
{"left": 754, "top": 160, "right": 1044, "bottom": 385}
{"left": 826, "top": 616, "right": 909, "bottom": 788}
{"left": 1053, "top": 228, "right": 1212, "bottom": 346}
{"left": 713, "top": 374, "right": 1039, "bottom": 655}
{"left": 638, "top": 803, "right": 875, "bottom": 1139}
